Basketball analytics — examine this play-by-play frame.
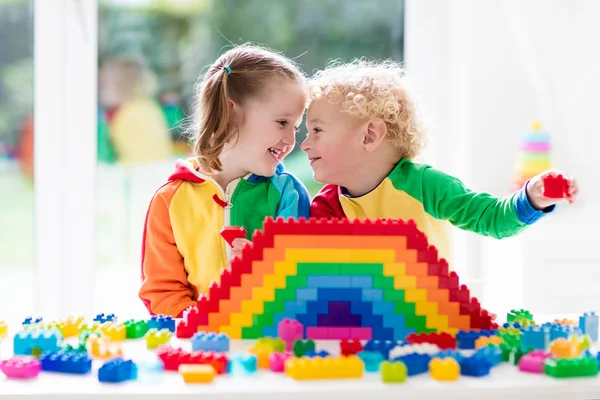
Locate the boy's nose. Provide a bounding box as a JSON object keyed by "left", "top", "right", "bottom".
{"left": 300, "top": 137, "right": 311, "bottom": 152}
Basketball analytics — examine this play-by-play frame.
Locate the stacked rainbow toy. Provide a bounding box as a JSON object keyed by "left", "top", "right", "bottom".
{"left": 176, "top": 217, "right": 497, "bottom": 341}
{"left": 511, "top": 121, "right": 552, "bottom": 192}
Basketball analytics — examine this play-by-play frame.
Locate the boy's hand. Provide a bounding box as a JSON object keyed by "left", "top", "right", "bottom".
{"left": 231, "top": 238, "right": 252, "bottom": 259}
{"left": 526, "top": 170, "right": 579, "bottom": 210}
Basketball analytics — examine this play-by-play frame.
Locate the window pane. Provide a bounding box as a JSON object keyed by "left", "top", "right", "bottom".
{"left": 0, "top": 0, "right": 34, "bottom": 321}
{"left": 95, "top": 0, "right": 404, "bottom": 317}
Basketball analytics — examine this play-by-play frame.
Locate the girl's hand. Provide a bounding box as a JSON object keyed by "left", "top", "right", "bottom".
{"left": 526, "top": 170, "right": 579, "bottom": 210}
{"left": 231, "top": 238, "right": 252, "bottom": 259}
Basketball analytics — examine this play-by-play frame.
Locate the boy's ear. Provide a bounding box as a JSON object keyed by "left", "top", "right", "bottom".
{"left": 362, "top": 119, "right": 388, "bottom": 153}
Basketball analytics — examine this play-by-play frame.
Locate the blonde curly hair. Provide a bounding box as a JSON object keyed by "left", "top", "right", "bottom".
{"left": 308, "top": 59, "right": 427, "bottom": 159}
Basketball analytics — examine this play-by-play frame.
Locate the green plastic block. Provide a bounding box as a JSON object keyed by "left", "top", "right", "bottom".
{"left": 383, "top": 289, "right": 406, "bottom": 302}
{"left": 507, "top": 309, "right": 533, "bottom": 322}
{"left": 373, "top": 275, "right": 395, "bottom": 290}
{"left": 285, "top": 275, "right": 307, "bottom": 289}
{"left": 545, "top": 356, "right": 599, "bottom": 378}
{"left": 62, "top": 342, "right": 87, "bottom": 353}
{"left": 241, "top": 325, "right": 264, "bottom": 339}
{"left": 381, "top": 360, "right": 407, "bottom": 383}
{"left": 509, "top": 346, "right": 533, "bottom": 365}
{"left": 499, "top": 343, "right": 513, "bottom": 362}
{"left": 293, "top": 339, "right": 315, "bottom": 357}
{"left": 253, "top": 312, "right": 275, "bottom": 328}
{"left": 256, "top": 337, "right": 286, "bottom": 353}
{"left": 124, "top": 319, "right": 148, "bottom": 339}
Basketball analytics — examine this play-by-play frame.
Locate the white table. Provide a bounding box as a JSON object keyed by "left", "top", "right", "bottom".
{"left": 2, "top": 321, "right": 600, "bottom": 399}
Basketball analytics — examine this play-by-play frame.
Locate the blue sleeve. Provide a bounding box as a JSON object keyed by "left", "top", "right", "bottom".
{"left": 270, "top": 170, "right": 311, "bottom": 219}
{"left": 514, "top": 180, "right": 555, "bottom": 224}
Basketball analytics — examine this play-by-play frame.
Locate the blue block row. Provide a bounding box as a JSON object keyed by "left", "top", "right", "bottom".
{"left": 98, "top": 359, "right": 137, "bottom": 383}
{"left": 148, "top": 315, "right": 175, "bottom": 332}
{"left": 40, "top": 350, "right": 92, "bottom": 374}
{"left": 94, "top": 313, "right": 117, "bottom": 323}
{"left": 392, "top": 353, "right": 431, "bottom": 376}
{"left": 14, "top": 330, "right": 62, "bottom": 356}
{"left": 191, "top": 332, "right": 230, "bottom": 352}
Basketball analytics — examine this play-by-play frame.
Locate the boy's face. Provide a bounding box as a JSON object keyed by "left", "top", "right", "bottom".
{"left": 301, "top": 98, "right": 366, "bottom": 186}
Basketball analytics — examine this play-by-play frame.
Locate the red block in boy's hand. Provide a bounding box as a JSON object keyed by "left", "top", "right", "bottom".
{"left": 220, "top": 226, "right": 247, "bottom": 247}
{"left": 543, "top": 174, "right": 569, "bottom": 198}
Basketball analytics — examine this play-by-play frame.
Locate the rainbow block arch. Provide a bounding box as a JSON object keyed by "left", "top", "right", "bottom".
{"left": 178, "top": 218, "right": 496, "bottom": 340}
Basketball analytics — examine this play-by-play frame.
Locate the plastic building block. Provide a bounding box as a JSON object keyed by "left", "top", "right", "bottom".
{"left": 220, "top": 226, "right": 247, "bottom": 247}
{"left": 545, "top": 356, "right": 598, "bottom": 378}
{"left": 252, "top": 336, "right": 285, "bottom": 353}
{"left": 248, "top": 346, "right": 271, "bottom": 369}
{"left": 293, "top": 339, "right": 315, "bottom": 357}
{"left": 269, "top": 351, "right": 292, "bottom": 373}
{"left": 192, "top": 332, "right": 230, "bottom": 352}
{"left": 340, "top": 338, "right": 364, "bottom": 356}
{"left": 507, "top": 309, "right": 532, "bottom": 323}
{"left": 22, "top": 316, "right": 43, "bottom": 326}
{"left": 230, "top": 353, "right": 257, "bottom": 374}
{"left": 0, "top": 356, "right": 41, "bottom": 379}
{"left": 148, "top": 315, "right": 175, "bottom": 332}
{"left": 157, "top": 346, "right": 228, "bottom": 374}
{"left": 284, "top": 355, "right": 364, "bottom": 380}
{"left": 55, "top": 316, "right": 84, "bottom": 338}
{"left": 13, "top": 329, "right": 62, "bottom": 356}
{"left": 429, "top": 357, "right": 460, "bottom": 381}
{"left": 392, "top": 353, "right": 431, "bottom": 376}
{"left": 381, "top": 360, "right": 407, "bottom": 383}
{"left": 86, "top": 336, "right": 123, "bottom": 359}
{"left": 543, "top": 174, "right": 569, "bottom": 198}
{"left": 100, "top": 322, "right": 126, "bottom": 341}
{"left": 124, "top": 319, "right": 149, "bottom": 339}
{"left": 509, "top": 345, "right": 534, "bottom": 365}
{"left": 98, "top": 358, "right": 138, "bottom": 383}
{"left": 406, "top": 332, "right": 455, "bottom": 350}
{"left": 358, "top": 351, "right": 384, "bottom": 372}
{"left": 389, "top": 343, "right": 439, "bottom": 358}
{"left": 436, "top": 350, "right": 465, "bottom": 363}
{"left": 550, "top": 337, "right": 579, "bottom": 359}
{"left": 39, "top": 350, "right": 92, "bottom": 374}
{"left": 364, "top": 339, "right": 403, "bottom": 360}
{"left": 456, "top": 330, "right": 478, "bottom": 349}
{"left": 460, "top": 355, "right": 491, "bottom": 377}
{"left": 474, "top": 345, "right": 502, "bottom": 367}
{"left": 0, "top": 321, "right": 7, "bottom": 338}
{"left": 304, "top": 350, "right": 330, "bottom": 358}
{"left": 521, "top": 326, "right": 547, "bottom": 350}
{"left": 278, "top": 318, "right": 303, "bottom": 350}
{"left": 145, "top": 328, "right": 171, "bottom": 349}
{"left": 579, "top": 312, "right": 598, "bottom": 342}
{"left": 475, "top": 335, "right": 503, "bottom": 348}
{"left": 179, "top": 364, "right": 216, "bottom": 383}
{"left": 519, "top": 350, "right": 551, "bottom": 373}
{"left": 94, "top": 313, "right": 116, "bottom": 323}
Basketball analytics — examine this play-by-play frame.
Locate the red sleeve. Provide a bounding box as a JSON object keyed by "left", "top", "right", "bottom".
{"left": 310, "top": 184, "right": 347, "bottom": 219}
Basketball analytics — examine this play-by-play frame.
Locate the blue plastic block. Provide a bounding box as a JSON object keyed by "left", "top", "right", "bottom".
{"left": 351, "top": 300, "right": 373, "bottom": 315}
{"left": 392, "top": 353, "right": 431, "bottom": 376}
{"left": 372, "top": 300, "right": 394, "bottom": 316}
{"left": 364, "top": 340, "right": 402, "bottom": 360}
{"left": 362, "top": 289, "right": 383, "bottom": 301}
{"left": 39, "top": 350, "right": 92, "bottom": 374}
{"left": 94, "top": 313, "right": 117, "bottom": 323}
{"left": 503, "top": 322, "right": 523, "bottom": 331}
{"left": 460, "top": 356, "right": 491, "bottom": 377}
{"left": 22, "top": 316, "right": 43, "bottom": 326}
{"left": 456, "top": 330, "right": 478, "bottom": 349}
{"left": 304, "top": 350, "right": 330, "bottom": 358}
{"left": 191, "top": 331, "right": 230, "bottom": 352}
{"left": 580, "top": 312, "right": 599, "bottom": 342}
{"left": 474, "top": 345, "right": 502, "bottom": 367}
{"left": 308, "top": 275, "right": 351, "bottom": 288}
{"left": 231, "top": 354, "right": 257, "bottom": 375}
{"left": 317, "top": 288, "right": 362, "bottom": 302}
{"left": 148, "top": 315, "right": 175, "bottom": 332}
{"left": 522, "top": 326, "right": 547, "bottom": 350}
{"left": 98, "top": 359, "right": 137, "bottom": 383}
{"left": 13, "top": 329, "right": 62, "bottom": 355}
{"left": 437, "top": 350, "right": 465, "bottom": 363}
{"left": 262, "top": 325, "right": 279, "bottom": 338}
{"left": 358, "top": 351, "right": 384, "bottom": 372}
{"left": 296, "top": 288, "right": 318, "bottom": 301}
{"left": 351, "top": 276, "right": 373, "bottom": 288}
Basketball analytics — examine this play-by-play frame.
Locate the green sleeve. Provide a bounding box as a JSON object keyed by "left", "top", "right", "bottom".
{"left": 400, "top": 161, "right": 553, "bottom": 239}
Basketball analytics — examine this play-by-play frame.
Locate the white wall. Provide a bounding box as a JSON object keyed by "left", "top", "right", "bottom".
{"left": 404, "top": 0, "right": 600, "bottom": 315}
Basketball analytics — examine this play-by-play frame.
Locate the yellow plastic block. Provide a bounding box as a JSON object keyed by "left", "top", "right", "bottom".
{"left": 405, "top": 288, "right": 426, "bottom": 302}
{"left": 429, "top": 357, "right": 460, "bottom": 381}
{"left": 416, "top": 301, "right": 438, "bottom": 316}
{"left": 262, "top": 274, "right": 286, "bottom": 295}
{"left": 86, "top": 336, "right": 123, "bottom": 359}
{"left": 78, "top": 321, "right": 100, "bottom": 335}
{"left": 229, "top": 311, "right": 254, "bottom": 329}
{"left": 100, "top": 322, "right": 126, "bottom": 341}
{"left": 251, "top": 287, "right": 273, "bottom": 303}
{"left": 0, "top": 321, "right": 7, "bottom": 338}
{"left": 273, "top": 261, "right": 297, "bottom": 277}
{"left": 240, "top": 299, "right": 264, "bottom": 316}
{"left": 145, "top": 328, "right": 171, "bottom": 349}
{"left": 393, "top": 275, "right": 416, "bottom": 290}
{"left": 284, "top": 356, "right": 364, "bottom": 380}
{"left": 179, "top": 364, "right": 216, "bottom": 383}
{"left": 249, "top": 346, "right": 271, "bottom": 369}
{"left": 383, "top": 262, "right": 406, "bottom": 277}
{"left": 217, "top": 325, "right": 241, "bottom": 339}
{"left": 285, "top": 249, "right": 394, "bottom": 263}
{"left": 58, "top": 316, "right": 84, "bottom": 338}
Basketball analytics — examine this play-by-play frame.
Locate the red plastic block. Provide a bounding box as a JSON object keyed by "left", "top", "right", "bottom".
{"left": 220, "top": 226, "right": 247, "bottom": 247}
{"left": 543, "top": 174, "right": 569, "bottom": 198}
{"left": 157, "top": 346, "right": 228, "bottom": 374}
{"left": 406, "top": 332, "right": 456, "bottom": 350}
{"left": 340, "top": 339, "right": 364, "bottom": 356}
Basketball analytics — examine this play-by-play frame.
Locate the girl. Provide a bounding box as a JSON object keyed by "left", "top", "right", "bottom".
{"left": 139, "top": 44, "right": 309, "bottom": 317}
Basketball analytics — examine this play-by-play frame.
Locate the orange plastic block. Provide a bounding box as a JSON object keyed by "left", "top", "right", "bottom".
{"left": 248, "top": 346, "right": 271, "bottom": 369}
{"left": 550, "top": 338, "right": 579, "bottom": 359}
{"left": 179, "top": 364, "right": 216, "bottom": 383}
{"left": 86, "top": 336, "right": 123, "bottom": 359}
{"left": 284, "top": 355, "right": 363, "bottom": 380}
{"left": 475, "top": 335, "right": 503, "bottom": 348}
{"left": 429, "top": 357, "right": 460, "bottom": 381}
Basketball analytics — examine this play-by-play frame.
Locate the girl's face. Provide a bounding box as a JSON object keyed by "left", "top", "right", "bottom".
{"left": 223, "top": 78, "right": 306, "bottom": 178}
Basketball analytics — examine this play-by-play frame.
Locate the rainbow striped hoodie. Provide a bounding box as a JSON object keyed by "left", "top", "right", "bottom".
{"left": 311, "top": 158, "right": 554, "bottom": 262}
{"left": 139, "top": 158, "right": 310, "bottom": 317}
